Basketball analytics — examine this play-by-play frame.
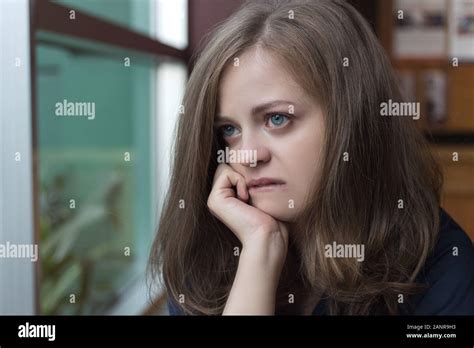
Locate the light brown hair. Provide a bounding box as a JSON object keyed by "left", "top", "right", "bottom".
{"left": 148, "top": 0, "right": 443, "bottom": 315}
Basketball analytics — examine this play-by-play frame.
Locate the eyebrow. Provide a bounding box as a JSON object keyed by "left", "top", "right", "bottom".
{"left": 215, "top": 100, "right": 295, "bottom": 123}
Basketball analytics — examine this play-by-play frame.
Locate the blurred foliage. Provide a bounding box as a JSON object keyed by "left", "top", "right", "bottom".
{"left": 39, "top": 166, "right": 133, "bottom": 314}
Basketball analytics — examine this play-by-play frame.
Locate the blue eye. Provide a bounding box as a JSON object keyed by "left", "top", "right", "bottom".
{"left": 221, "top": 125, "right": 236, "bottom": 137}
{"left": 267, "top": 113, "right": 289, "bottom": 127}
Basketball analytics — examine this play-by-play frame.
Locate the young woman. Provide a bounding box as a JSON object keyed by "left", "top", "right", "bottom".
{"left": 148, "top": 0, "right": 474, "bottom": 315}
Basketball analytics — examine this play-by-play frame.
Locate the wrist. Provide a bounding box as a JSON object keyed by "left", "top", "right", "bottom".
{"left": 242, "top": 227, "right": 288, "bottom": 262}
{"left": 239, "top": 245, "right": 286, "bottom": 285}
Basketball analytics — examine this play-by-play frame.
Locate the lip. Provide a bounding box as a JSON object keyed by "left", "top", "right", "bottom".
{"left": 247, "top": 177, "right": 287, "bottom": 193}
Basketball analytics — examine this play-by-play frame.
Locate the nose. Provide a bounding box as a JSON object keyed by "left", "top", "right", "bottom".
{"left": 238, "top": 130, "right": 271, "bottom": 168}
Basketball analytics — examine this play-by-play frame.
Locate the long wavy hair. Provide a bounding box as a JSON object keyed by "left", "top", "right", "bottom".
{"left": 148, "top": 0, "right": 443, "bottom": 315}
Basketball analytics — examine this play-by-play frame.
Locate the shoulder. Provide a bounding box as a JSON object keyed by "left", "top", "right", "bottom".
{"left": 405, "top": 208, "right": 474, "bottom": 315}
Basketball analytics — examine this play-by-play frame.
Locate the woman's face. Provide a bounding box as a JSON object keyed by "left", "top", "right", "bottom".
{"left": 216, "top": 46, "right": 325, "bottom": 222}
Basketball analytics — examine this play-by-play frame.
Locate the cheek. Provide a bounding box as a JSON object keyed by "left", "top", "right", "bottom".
{"left": 285, "top": 131, "right": 324, "bottom": 200}
{"left": 297, "top": 146, "right": 322, "bottom": 183}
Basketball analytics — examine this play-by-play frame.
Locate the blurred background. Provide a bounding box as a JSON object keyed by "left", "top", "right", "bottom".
{"left": 0, "top": 0, "right": 472, "bottom": 316}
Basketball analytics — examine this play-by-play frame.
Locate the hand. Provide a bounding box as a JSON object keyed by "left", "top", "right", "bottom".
{"left": 207, "top": 164, "right": 289, "bottom": 268}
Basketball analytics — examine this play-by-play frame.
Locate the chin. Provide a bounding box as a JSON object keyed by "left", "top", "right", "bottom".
{"left": 251, "top": 199, "right": 298, "bottom": 222}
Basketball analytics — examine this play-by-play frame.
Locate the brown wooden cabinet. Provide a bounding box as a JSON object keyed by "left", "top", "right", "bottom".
{"left": 433, "top": 146, "right": 474, "bottom": 240}
{"left": 377, "top": 0, "right": 474, "bottom": 240}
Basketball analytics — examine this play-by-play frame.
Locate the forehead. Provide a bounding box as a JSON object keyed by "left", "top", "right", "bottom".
{"left": 218, "top": 47, "right": 306, "bottom": 109}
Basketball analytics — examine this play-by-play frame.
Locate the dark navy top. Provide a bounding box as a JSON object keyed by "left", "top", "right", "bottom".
{"left": 168, "top": 208, "right": 474, "bottom": 315}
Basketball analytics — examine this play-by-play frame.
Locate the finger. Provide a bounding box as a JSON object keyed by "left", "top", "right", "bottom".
{"left": 212, "top": 164, "right": 230, "bottom": 186}
{"left": 235, "top": 175, "right": 248, "bottom": 201}
{"left": 222, "top": 172, "right": 247, "bottom": 201}
{"left": 277, "top": 221, "right": 290, "bottom": 245}
{"left": 214, "top": 166, "right": 247, "bottom": 200}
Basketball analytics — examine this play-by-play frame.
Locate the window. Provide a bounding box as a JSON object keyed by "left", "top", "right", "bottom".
{"left": 32, "top": 0, "right": 187, "bottom": 314}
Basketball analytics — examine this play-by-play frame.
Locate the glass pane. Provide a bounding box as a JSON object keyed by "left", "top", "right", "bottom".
{"left": 35, "top": 33, "right": 185, "bottom": 314}
{"left": 54, "top": 0, "right": 152, "bottom": 38}
{"left": 153, "top": 61, "right": 188, "bottom": 219}
{"left": 156, "top": 0, "right": 188, "bottom": 49}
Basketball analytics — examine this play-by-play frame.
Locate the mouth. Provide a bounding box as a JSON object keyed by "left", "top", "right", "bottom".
{"left": 247, "top": 177, "right": 287, "bottom": 193}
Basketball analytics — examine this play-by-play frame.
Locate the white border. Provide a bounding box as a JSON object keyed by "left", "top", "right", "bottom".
{"left": 0, "top": 0, "right": 36, "bottom": 314}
